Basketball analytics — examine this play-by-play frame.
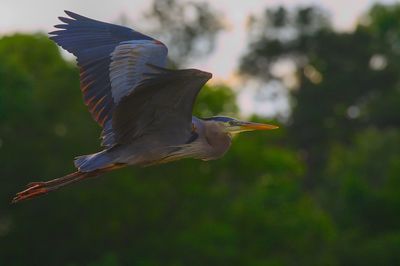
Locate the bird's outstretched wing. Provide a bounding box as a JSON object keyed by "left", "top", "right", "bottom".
{"left": 112, "top": 66, "right": 212, "bottom": 146}
{"left": 49, "top": 11, "right": 168, "bottom": 147}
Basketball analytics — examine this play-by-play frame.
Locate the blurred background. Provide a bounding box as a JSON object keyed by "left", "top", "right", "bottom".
{"left": 1, "top": 0, "right": 400, "bottom": 265}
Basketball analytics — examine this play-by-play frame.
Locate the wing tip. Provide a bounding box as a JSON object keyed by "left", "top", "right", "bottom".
{"left": 64, "top": 10, "right": 80, "bottom": 19}
{"left": 58, "top": 16, "right": 73, "bottom": 24}
{"left": 201, "top": 71, "right": 212, "bottom": 80}
{"left": 57, "top": 10, "right": 88, "bottom": 24}
{"left": 64, "top": 10, "right": 95, "bottom": 22}
{"left": 64, "top": 10, "right": 74, "bottom": 16}
{"left": 189, "top": 69, "right": 212, "bottom": 80}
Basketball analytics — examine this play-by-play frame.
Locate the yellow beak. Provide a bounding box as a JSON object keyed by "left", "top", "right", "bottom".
{"left": 226, "top": 121, "right": 279, "bottom": 134}
{"left": 239, "top": 122, "right": 279, "bottom": 131}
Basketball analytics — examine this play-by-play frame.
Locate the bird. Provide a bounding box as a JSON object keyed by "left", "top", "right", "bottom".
{"left": 12, "top": 11, "right": 278, "bottom": 203}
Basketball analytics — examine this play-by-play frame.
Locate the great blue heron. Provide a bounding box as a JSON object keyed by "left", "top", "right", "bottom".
{"left": 12, "top": 11, "right": 278, "bottom": 203}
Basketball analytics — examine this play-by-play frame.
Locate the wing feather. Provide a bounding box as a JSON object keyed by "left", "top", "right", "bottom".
{"left": 112, "top": 67, "right": 212, "bottom": 146}
{"left": 109, "top": 40, "right": 167, "bottom": 103}
{"left": 49, "top": 11, "right": 168, "bottom": 148}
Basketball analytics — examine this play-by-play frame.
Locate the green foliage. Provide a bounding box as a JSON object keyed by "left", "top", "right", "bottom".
{"left": 144, "top": 0, "right": 224, "bottom": 66}
{"left": 241, "top": 4, "right": 400, "bottom": 176}
{"left": 193, "top": 84, "right": 238, "bottom": 117}
{"left": 323, "top": 129, "right": 400, "bottom": 265}
{"left": 239, "top": 3, "right": 400, "bottom": 266}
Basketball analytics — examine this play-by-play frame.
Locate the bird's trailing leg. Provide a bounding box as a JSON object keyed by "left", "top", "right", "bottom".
{"left": 12, "top": 164, "right": 125, "bottom": 204}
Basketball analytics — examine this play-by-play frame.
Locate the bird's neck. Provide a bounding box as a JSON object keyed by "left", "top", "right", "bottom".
{"left": 203, "top": 121, "right": 232, "bottom": 158}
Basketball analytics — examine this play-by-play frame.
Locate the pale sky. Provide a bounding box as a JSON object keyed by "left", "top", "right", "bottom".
{"left": 0, "top": 0, "right": 397, "bottom": 117}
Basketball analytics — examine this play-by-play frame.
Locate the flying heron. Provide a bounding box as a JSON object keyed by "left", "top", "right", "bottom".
{"left": 12, "top": 11, "right": 278, "bottom": 203}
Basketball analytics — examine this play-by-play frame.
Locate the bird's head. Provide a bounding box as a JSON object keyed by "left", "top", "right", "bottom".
{"left": 204, "top": 116, "right": 278, "bottom": 135}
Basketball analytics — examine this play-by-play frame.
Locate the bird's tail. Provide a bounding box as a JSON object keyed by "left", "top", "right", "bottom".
{"left": 74, "top": 150, "right": 112, "bottom": 172}
{"left": 12, "top": 164, "right": 124, "bottom": 204}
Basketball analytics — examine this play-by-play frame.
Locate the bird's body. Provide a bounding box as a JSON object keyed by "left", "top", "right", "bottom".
{"left": 12, "top": 11, "right": 277, "bottom": 203}
{"left": 76, "top": 117, "right": 232, "bottom": 172}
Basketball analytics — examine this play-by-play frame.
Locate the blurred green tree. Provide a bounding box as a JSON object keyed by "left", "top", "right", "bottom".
{"left": 323, "top": 129, "right": 400, "bottom": 265}
{"left": 143, "top": 0, "right": 225, "bottom": 66}
{"left": 240, "top": 3, "right": 400, "bottom": 265}
{"left": 240, "top": 5, "right": 400, "bottom": 185}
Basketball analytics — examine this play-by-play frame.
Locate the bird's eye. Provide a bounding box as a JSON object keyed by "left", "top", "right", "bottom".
{"left": 228, "top": 121, "right": 235, "bottom": 126}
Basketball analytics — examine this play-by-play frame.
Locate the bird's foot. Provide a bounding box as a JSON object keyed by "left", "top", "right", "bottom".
{"left": 12, "top": 184, "right": 49, "bottom": 204}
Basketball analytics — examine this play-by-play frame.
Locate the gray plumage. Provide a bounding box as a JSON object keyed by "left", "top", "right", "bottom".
{"left": 12, "top": 11, "right": 277, "bottom": 203}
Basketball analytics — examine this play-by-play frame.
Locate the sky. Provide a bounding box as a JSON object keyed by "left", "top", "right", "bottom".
{"left": 0, "top": 0, "right": 397, "bottom": 117}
